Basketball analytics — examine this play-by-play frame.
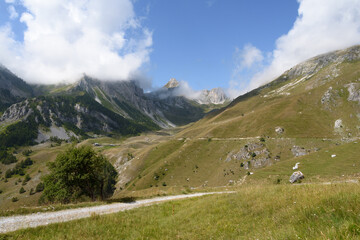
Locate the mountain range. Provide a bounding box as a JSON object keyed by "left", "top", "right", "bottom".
{"left": 1, "top": 45, "right": 360, "bottom": 208}
{"left": 0, "top": 70, "right": 230, "bottom": 145}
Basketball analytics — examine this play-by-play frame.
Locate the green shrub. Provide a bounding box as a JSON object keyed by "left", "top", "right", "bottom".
{"left": 22, "top": 174, "right": 31, "bottom": 185}
{"left": 22, "top": 149, "right": 33, "bottom": 156}
{"left": 11, "top": 197, "right": 18, "bottom": 202}
{"left": 0, "top": 150, "right": 17, "bottom": 165}
{"left": 29, "top": 188, "right": 35, "bottom": 195}
{"left": 41, "top": 146, "right": 117, "bottom": 203}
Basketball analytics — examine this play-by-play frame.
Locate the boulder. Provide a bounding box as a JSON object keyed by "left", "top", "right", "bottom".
{"left": 275, "top": 126, "right": 284, "bottom": 134}
{"left": 289, "top": 171, "right": 304, "bottom": 183}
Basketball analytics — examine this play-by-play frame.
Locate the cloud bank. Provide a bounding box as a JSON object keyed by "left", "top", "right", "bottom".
{"left": 0, "top": 0, "right": 152, "bottom": 84}
{"left": 232, "top": 0, "right": 360, "bottom": 97}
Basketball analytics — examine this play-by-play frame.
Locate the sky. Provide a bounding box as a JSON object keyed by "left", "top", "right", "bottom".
{"left": 1, "top": 0, "right": 360, "bottom": 98}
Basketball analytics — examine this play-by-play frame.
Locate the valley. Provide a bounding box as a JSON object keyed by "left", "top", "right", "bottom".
{"left": 0, "top": 45, "right": 360, "bottom": 239}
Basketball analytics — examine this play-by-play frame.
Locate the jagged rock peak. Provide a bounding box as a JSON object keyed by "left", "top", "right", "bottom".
{"left": 164, "top": 78, "right": 180, "bottom": 89}
{"left": 197, "top": 88, "right": 230, "bottom": 105}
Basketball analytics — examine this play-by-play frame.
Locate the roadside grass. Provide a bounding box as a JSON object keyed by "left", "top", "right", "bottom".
{"left": 0, "top": 202, "right": 106, "bottom": 217}
{"left": 3, "top": 183, "right": 360, "bottom": 239}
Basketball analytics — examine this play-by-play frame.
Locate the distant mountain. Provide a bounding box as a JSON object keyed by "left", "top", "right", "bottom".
{"left": 164, "top": 78, "right": 180, "bottom": 89}
{"left": 72, "top": 76, "right": 206, "bottom": 128}
{"left": 197, "top": 88, "right": 229, "bottom": 105}
{"left": 161, "top": 78, "right": 230, "bottom": 105}
{"left": 0, "top": 66, "right": 33, "bottom": 112}
{"left": 0, "top": 74, "right": 210, "bottom": 145}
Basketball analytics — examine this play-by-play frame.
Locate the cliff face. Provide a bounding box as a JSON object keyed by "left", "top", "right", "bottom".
{"left": 0, "top": 66, "right": 33, "bottom": 111}
{"left": 197, "top": 88, "right": 229, "bottom": 105}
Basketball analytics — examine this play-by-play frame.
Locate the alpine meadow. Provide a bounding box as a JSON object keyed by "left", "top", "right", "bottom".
{"left": 1, "top": 0, "right": 360, "bottom": 239}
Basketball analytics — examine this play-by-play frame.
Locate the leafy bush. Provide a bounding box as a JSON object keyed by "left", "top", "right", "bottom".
{"left": 29, "top": 188, "right": 35, "bottom": 195}
{"left": 22, "top": 149, "right": 33, "bottom": 156}
{"left": 11, "top": 197, "right": 18, "bottom": 202}
{"left": 41, "top": 146, "right": 117, "bottom": 203}
{"left": 0, "top": 150, "right": 17, "bottom": 165}
{"left": 5, "top": 158, "right": 33, "bottom": 178}
{"left": 50, "top": 136, "right": 63, "bottom": 145}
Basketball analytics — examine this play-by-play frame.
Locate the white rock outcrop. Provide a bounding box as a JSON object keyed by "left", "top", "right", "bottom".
{"left": 289, "top": 171, "right": 304, "bottom": 183}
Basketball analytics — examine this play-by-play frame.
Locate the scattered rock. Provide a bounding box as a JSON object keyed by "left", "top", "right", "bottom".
{"left": 334, "top": 119, "right": 343, "bottom": 129}
{"left": 331, "top": 154, "right": 336, "bottom": 158}
{"left": 291, "top": 146, "right": 307, "bottom": 157}
{"left": 289, "top": 171, "right": 304, "bottom": 183}
{"left": 292, "top": 162, "right": 300, "bottom": 170}
{"left": 275, "top": 126, "right": 284, "bottom": 134}
{"left": 321, "top": 87, "right": 333, "bottom": 104}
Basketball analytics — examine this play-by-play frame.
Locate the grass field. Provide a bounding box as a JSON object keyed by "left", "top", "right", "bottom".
{"left": 3, "top": 183, "right": 360, "bottom": 239}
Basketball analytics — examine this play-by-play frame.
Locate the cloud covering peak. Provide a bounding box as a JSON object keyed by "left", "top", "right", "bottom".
{"left": 0, "top": 0, "right": 152, "bottom": 84}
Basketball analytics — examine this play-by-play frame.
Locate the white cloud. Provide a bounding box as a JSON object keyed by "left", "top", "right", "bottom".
{"left": 233, "top": 44, "right": 263, "bottom": 73}
{"left": 0, "top": 0, "right": 152, "bottom": 84}
{"left": 156, "top": 80, "right": 202, "bottom": 100}
{"left": 206, "top": 0, "right": 216, "bottom": 8}
{"left": 7, "top": 5, "right": 19, "bottom": 20}
{"left": 231, "top": 0, "right": 360, "bottom": 97}
{"left": 5, "top": 0, "right": 15, "bottom": 3}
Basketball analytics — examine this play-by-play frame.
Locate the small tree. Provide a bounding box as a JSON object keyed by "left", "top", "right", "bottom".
{"left": 41, "top": 146, "right": 117, "bottom": 203}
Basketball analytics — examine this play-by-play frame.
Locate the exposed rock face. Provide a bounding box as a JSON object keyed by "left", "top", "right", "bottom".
{"left": 164, "top": 78, "right": 180, "bottom": 89}
{"left": 289, "top": 171, "right": 304, "bottom": 183}
{"left": 226, "top": 142, "right": 272, "bottom": 169}
{"left": 161, "top": 78, "right": 230, "bottom": 105}
{"left": 285, "top": 45, "right": 360, "bottom": 81}
{"left": 75, "top": 76, "right": 205, "bottom": 128}
{"left": 0, "top": 100, "right": 33, "bottom": 123}
{"left": 321, "top": 87, "right": 333, "bottom": 104}
{"left": 197, "top": 88, "right": 230, "bottom": 105}
{"left": 346, "top": 83, "right": 360, "bottom": 104}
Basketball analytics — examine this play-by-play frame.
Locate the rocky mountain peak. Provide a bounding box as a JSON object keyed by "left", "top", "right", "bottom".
{"left": 164, "top": 78, "right": 180, "bottom": 89}
{"left": 197, "top": 88, "right": 230, "bottom": 105}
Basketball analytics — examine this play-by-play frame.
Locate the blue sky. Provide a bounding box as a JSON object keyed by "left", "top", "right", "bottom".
{"left": 1, "top": 0, "right": 360, "bottom": 97}
{"left": 136, "top": 0, "right": 299, "bottom": 90}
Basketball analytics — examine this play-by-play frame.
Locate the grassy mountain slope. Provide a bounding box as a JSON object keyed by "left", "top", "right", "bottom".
{"left": 117, "top": 45, "right": 360, "bottom": 192}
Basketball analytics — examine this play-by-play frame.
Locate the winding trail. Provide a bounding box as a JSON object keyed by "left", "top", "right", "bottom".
{"left": 0, "top": 191, "right": 234, "bottom": 234}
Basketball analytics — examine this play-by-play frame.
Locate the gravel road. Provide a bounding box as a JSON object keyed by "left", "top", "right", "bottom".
{"left": 0, "top": 191, "right": 234, "bottom": 233}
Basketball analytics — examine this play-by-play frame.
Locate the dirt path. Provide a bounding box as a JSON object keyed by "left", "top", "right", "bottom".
{"left": 0, "top": 191, "right": 234, "bottom": 234}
